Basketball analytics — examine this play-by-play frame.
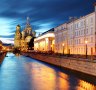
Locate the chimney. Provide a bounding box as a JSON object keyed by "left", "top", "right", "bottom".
{"left": 94, "top": 3, "right": 96, "bottom": 12}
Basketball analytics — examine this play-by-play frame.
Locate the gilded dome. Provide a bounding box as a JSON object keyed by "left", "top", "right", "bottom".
{"left": 25, "top": 36, "right": 32, "bottom": 43}
{"left": 16, "top": 24, "right": 21, "bottom": 31}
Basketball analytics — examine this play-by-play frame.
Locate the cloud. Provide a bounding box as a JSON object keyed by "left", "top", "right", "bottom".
{"left": 0, "top": 0, "right": 95, "bottom": 44}
{"left": 0, "top": 38, "right": 14, "bottom": 44}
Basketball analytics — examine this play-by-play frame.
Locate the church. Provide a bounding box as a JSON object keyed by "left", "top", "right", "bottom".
{"left": 14, "top": 17, "right": 36, "bottom": 51}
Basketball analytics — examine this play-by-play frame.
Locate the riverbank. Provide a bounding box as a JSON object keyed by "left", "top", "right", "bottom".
{"left": 0, "top": 52, "right": 7, "bottom": 64}
{"left": 21, "top": 52, "right": 96, "bottom": 77}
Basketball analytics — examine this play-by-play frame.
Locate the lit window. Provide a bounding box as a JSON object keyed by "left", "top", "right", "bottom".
{"left": 79, "top": 39, "right": 81, "bottom": 44}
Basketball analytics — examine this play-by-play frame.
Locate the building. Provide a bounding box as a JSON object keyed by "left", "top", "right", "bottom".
{"left": 54, "top": 23, "right": 68, "bottom": 54}
{"left": 34, "top": 28, "right": 55, "bottom": 52}
{"left": 34, "top": 3, "right": 96, "bottom": 55}
{"left": 0, "top": 40, "right": 2, "bottom": 51}
{"left": 67, "top": 13, "right": 95, "bottom": 55}
{"left": 34, "top": 11, "right": 95, "bottom": 55}
{"left": 54, "top": 4, "right": 96, "bottom": 55}
{"left": 14, "top": 17, "right": 36, "bottom": 51}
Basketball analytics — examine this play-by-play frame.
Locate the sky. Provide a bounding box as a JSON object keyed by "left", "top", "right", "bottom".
{"left": 0, "top": 0, "right": 95, "bottom": 44}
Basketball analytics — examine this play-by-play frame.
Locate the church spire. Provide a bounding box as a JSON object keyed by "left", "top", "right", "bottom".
{"left": 26, "top": 17, "right": 30, "bottom": 25}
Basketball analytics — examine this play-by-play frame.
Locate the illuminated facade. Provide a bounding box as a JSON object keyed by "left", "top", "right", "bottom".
{"left": 54, "top": 12, "right": 96, "bottom": 55}
{"left": 68, "top": 12, "right": 95, "bottom": 55}
{"left": 14, "top": 25, "right": 21, "bottom": 48}
{"left": 34, "top": 29, "right": 55, "bottom": 52}
{"left": 54, "top": 23, "right": 68, "bottom": 54}
{"left": 0, "top": 40, "right": 2, "bottom": 51}
{"left": 14, "top": 17, "right": 36, "bottom": 51}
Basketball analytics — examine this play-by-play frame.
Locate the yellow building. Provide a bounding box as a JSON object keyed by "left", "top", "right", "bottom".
{"left": 34, "top": 29, "right": 55, "bottom": 52}
{"left": 14, "top": 17, "right": 36, "bottom": 51}
{"left": 0, "top": 40, "right": 2, "bottom": 51}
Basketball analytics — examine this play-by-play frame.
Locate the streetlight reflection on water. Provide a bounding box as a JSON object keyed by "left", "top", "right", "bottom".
{"left": 0, "top": 53, "right": 96, "bottom": 90}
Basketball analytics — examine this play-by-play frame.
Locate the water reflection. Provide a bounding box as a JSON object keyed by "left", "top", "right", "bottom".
{"left": 58, "top": 72, "right": 69, "bottom": 90}
{"left": 0, "top": 53, "right": 96, "bottom": 90}
{"left": 77, "top": 80, "right": 96, "bottom": 90}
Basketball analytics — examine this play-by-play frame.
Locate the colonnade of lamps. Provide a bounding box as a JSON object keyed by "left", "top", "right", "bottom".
{"left": 61, "top": 41, "right": 88, "bottom": 59}
{"left": 40, "top": 39, "right": 91, "bottom": 59}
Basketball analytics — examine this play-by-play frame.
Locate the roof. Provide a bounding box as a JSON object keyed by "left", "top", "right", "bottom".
{"left": 0, "top": 40, "right": 2, "bottom": 44}
{"left": 17, "top": 24, "right": 20, "bottom": 27}
{"left": 38, "top": 28, "right": 54, "bottom": 37}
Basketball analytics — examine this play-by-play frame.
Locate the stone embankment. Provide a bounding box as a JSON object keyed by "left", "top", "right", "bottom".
{"left": 22, "top": 52, "right": 96, "bottom": 77}
{"left": 0, "top": 52, "right": 6, "bottom": 64}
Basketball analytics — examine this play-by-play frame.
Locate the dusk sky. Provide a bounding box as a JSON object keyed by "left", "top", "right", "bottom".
{"left": 0, "top": 0, "right": 95, "bottom": 44}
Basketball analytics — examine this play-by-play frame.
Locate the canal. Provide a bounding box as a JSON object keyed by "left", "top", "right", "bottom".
{"left": 0, "top": 53, "right": 96, "bottom": 90}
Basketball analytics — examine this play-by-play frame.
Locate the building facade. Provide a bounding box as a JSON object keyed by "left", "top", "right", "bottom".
{"left": 14, "top": 17, "right": 36, "bottom": 51}
{"left": 0, "top": 40, "right": 2, "bottom": 51}
{"left": 68, "top": 13, "right": 95, "bottom": 55}
{"left": 34, "top": 4, "right": 96, "bottom": 55}
{"left": 34, "top": 29, "right": 55, "bottom": 52}
{"left": 34, "top": 12, "right": 96, "bottom": 55}
{"left": 54, "top": 23, "right": 68, "bottom": 54}
{"left": 54, "top": 12, "right": 96, "bottom": 55}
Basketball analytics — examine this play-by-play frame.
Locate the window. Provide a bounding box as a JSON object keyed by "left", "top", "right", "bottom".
{"left": 77, "top": 31, "right": 78, "bottom": 36}
{"left": 74, "top": 24, "right": 76, "bottom": 29}
{"left": 91, "top": 27, "right": 93, "bottom": 34}
{"left": 75, "top": 40, "right": 76, "bottom": 44}
{"left": 81, "top": 21, "right": 83, "bottom": 27}
{"left": 86, "top": 19, "right": 88, "bottom": 25}
{"left": 81, "top": 30, "right": 83, "bottom": 35}
{"left": 75, "top": 32, "right": 76, "bottom": 36}
{"left": 80, "top": 38, "right": 83, "bottom": 44}
{"left": 77, "top": 39, "right": 78, "bottom": 44}
{"left": 86, "top": 29, "right": 88, "bottom": 34}
{"left": 86, "top": 38, "right": 88, "bottom": 41}
{"left": 71, "top": 25, "right": 73, "bottom": 30}
{"left": 79, "top": 31, "right": 80, "bottom": 36}
{"left": 77, "top": 23, "right": 78, "bottom": 28}
{"left": 61, "top": 26, "right": 63, "bottom": 30}
{"left": 78, "top": 22, "right": 80, "bottom": 28}
{"left": 79, "top": 39, "right": 81, "bottom": 44}
{"left": 91, "top": 37, "right": 93, "bottom": 43}
{"left": 90, "top": 17, "right": 93, "bottom": 24}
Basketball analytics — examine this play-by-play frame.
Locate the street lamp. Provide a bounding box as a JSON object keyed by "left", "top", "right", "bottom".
{"left": 62, "top": 43, "right": 65, "bottom": 55}
{"left": 85, "top": 40, "right": 88, "bottom": 59}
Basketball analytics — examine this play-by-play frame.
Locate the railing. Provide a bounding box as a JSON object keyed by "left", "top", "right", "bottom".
{"left": 21, "top": 51, "right": 96, "bottom": 63}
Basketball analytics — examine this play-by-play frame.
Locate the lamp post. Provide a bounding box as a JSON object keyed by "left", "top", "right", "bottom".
{"left": 85, "top": 40, "right": 88, "bottom": 59}
{"left": 62, "top": 43, "right": 65, "bottom": 55}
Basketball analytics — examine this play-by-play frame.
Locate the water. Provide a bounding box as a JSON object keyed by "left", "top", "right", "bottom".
{"left": 0, "top": 53, "right": 96, "bottom": 90}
